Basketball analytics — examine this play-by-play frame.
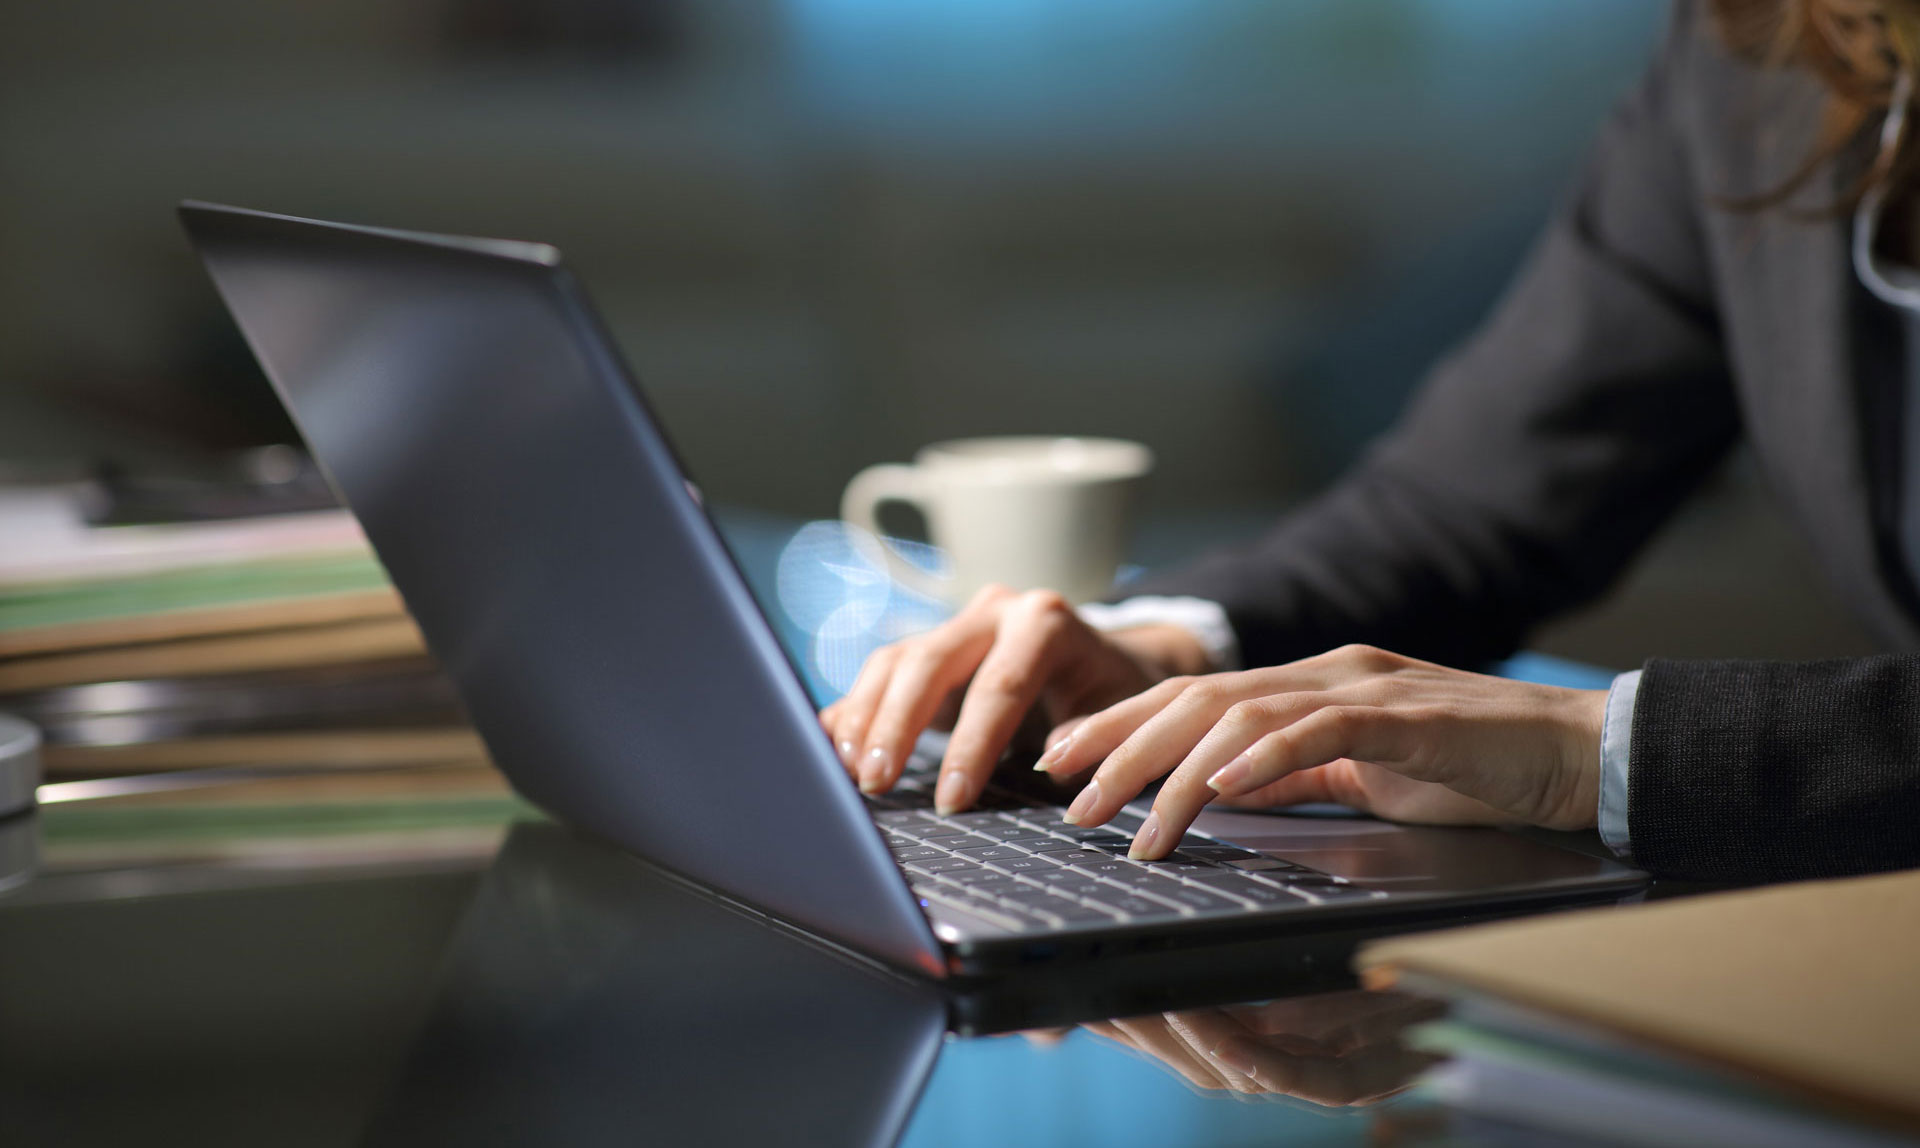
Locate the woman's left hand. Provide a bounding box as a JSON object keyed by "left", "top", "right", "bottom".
{"left": 1034, "top": 644, "right": 1608, "bottom": 859}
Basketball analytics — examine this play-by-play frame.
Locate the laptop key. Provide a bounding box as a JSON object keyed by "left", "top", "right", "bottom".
{"left": 1226, "top": 857, "right": 1304, "bottom": 873}
{"left": 982, "top": 854, "right": 1060, "bottom": 876}
{"left": 1185, "top": 872, "right": 1313, "bottom": 905}
{"left": 1294, "top": 885, "right": 1389, "bottom": 904}
{"left": 917, "top": 888, "right": 1034, "bottom": 932}
{"left": 1053, "top": 880, "right": 1120, "bottom": 901}
{"left": 1142, "top": 861, "right": 1219, "bottom": 877}
{"left": 1072, "top": 858, "right": 1148, "bottom": 881}
{"left": 959, "top": 875, "right": 1028, "bottom": 896}
{"left": 942, "top": 865, "right": 1016, "bottom": 884}
{"left": 905, "top": 856, "right": 972, "bottom": 874}
{"left": 1025, "top": 867, "right": 1096, "bottom": 887}
{"left": 1146, "top": 884, "right": 1250, "bottom": 913}
{"left": 914, "top": 822, "right": 972, "bottom": 838}
{"left": 1045, "top": 850, "right": 1114, "bottom": 866}
{"left": 975, "top": 824, "right": 1053, "bottom": 843}
{"left": 932, "top": 835, "right": 997, "bottom": 851}
{"left": 953, "top": 845, "right": 1031, "bottom": 863}
{"left": 1043, "top": 825, "right": 1132, "bottom": 844}
{"left": 945, "top": 811, "right": 1018, "bottom": 830}
{"left": 1277, "top": 874, "right": 1353, "bottom": 888}
{"left": 1091, "top": 867, "right": 1163, "bottom": 886}
{"left": 1021, "top": 838, "right": 1092, "bottom": 854}
{"left": 1182, "top": 845, "right": 1264, "bottom": 862}
{"left": 891, "top": 846, "right": 949, "bottom": 862}
{"left": 1030, "top": 895, "right": 1123, "bottom": 924}
{"left": 1095, "top": 893, "right": 1191, "bottom": 919}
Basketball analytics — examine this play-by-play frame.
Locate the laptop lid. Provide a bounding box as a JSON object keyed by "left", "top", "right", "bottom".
{"left": 179, "top": 202, "right": 944, "bottom": 976}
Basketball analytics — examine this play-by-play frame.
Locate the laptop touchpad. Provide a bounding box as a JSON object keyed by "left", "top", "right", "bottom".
{"left": 1191, "top": 807, "right": 1624, "bottom": 895}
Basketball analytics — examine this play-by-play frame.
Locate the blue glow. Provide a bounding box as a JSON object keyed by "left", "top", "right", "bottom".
{"left": 899, "top": 1027, "right": 1383, "bottom": 1148}
{"left": 774, "top": 521, "right": 951, "bottom": 696}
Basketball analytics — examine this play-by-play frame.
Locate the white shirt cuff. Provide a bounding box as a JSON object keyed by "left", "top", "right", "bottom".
{"left": 1076, "top": 596, "right": 1241, "bottom": 672}
{"left": 1598, "top": 668, "right": 1640, "bottom": 860}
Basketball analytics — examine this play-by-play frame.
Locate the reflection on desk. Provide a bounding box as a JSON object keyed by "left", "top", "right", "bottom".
{"left": 0, "top": 765, "right": 1615, "bottom": 1148}
{"left": 371, "top": 820, "right": 1451, "bottom": 1148}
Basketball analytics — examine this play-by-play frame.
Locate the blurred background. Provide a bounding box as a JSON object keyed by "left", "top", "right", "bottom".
{"left": 0, "top": 0, "right": 1878, "bottom": 668}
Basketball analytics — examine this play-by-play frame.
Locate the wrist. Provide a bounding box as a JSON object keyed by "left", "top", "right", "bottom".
{"left": 1545, "top": 688, "right": 1608, "bottom": 831}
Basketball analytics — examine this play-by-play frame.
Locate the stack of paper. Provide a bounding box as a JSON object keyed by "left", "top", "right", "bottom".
{"left": 0, "top": 488, "right": 476, "bottom": 777}
{"left": 1358, "top": 870, "right": 1920, "bottom": 1147}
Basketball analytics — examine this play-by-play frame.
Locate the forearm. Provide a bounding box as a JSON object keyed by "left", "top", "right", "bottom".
{"left": 1627, "top": 655, "right": 1920, "bottom": 882}
{"left": 1129, "top": 4, "right": 1737, "bottom": 671}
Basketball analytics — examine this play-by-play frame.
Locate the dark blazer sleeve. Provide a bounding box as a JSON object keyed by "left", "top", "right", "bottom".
{"left": 1127, "top": 2, "right": 1739, "bottom": 670}
{"left": 1629, "top": 657, "right": 1920, "bottom": 880}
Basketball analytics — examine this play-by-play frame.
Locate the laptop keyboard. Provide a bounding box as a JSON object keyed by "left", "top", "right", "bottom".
{"left": 867, "top": 787, "right": 1387, "bottom": 934}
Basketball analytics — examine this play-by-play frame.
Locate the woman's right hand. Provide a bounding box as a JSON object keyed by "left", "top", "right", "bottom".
{"left": 818, "top": 584, "right": 1213, "bottom": 815}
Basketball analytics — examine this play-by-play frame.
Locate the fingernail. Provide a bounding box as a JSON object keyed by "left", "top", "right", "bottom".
{"left": 859, "top": 747, "right": 892, "bottom": 794}
{"left": 1207, "top": 753, "right": 1255, "bottom": 796}
{"left": 935, "top": 771, "right": 968, "bottom": 814}
{"left": 1062, "top": 779, "right": 1102, "bottom": 825}
{"left": 1036, "top": 734, "right": 1072, "bottom": 770}
{"left": 837, "top": 739, "right": 857, "bottom": 767}
{"left": 1127, "top": 811, "right": 1162, "bottom": 859}
{"left": 1208, "top": 1040, "right": 1256, "bottom": 1077}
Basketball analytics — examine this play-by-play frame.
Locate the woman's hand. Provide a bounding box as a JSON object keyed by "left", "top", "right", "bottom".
{"left": 1084, "top": 991, "right": 1445, "bottom": 1104}
{"left": 818, "top": 584, "right": 1213, "bottom": 815}
{"left": 1035, "top": 644, "right": 1607, "bottom": 859}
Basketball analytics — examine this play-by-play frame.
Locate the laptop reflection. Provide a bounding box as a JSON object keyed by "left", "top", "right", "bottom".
{"left": 363, "top": 821, "right": 946, "bottom": 1147}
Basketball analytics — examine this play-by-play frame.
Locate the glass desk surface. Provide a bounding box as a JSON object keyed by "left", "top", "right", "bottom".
{"left": 0, "top": 777, "right": 1487, "bottom": 1148}
{"left": 0, "top": 511, "right": 1640, "bottom": 1145}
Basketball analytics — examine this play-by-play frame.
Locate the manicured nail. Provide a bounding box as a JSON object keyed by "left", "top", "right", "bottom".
{"left": 837, "top": 739, "right": 858, "bottom": 768}
{"left": 1062, "top": 779, "right": 1102, "bottom": 825}
{"left": 1036, "top": 734, "right": 1073, "bottom": 771}
{"left": 859, "top": 747, "right": 892, "bottom": 794}
{"left": 1207, "top": 753, "right": 1256, "bottom": 797}
{"left": 1208, "top": 1040, "right": 1256, "bottom": 1077}
{"left": 1127, "top": 811, "right": 1163, "bottom": 859}
{"left": 935, "top": 771, "right": 969, "bottom": 814}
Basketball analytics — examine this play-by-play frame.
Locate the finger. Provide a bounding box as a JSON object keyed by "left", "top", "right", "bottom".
{"left": 936, "top": 591, "right": 1076, "bottom": 814}
{"left": 1133, "top": 692, "right": 1333, "bottom": 859}
{"left": 1107, "top": 1015, "right": 1234, "bottom": 1092}
{"left": 1042, "top": 714, "right": 1090, "bottom": 755}
{"left": 1064, "top": 677, "right": 1247, "bottom": 829}
{"left": 1164, "top": 1010, "right": 1263, "bottom": 1094}
{"left": 1205, "top": 706, "right": 1402, "bottom": 801}
{"left": 827, "top": 645, "right": 899, "bottom": 771}
{"left": 1218, "top": 1036, "right": 1439, "bottom": 1107}
{"left": 1235, "top": 991, "right": 1445, "bottom": 1055}
{"left": 859, "top": 628, "right": 997, "bottom": 795}
{"left": 1218, "top": 763, "right": 1352, "bottom": 809}
{"left": 1018, "top": 1027, "right": 1073, "bottom": 1047}
{"left": 1036, "top": 674, "right": 1190, "bottom": 779}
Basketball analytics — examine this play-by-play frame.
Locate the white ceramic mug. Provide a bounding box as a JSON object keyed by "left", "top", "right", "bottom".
{"left": 840, "top": 436, "right": 1153, "bottom": 605}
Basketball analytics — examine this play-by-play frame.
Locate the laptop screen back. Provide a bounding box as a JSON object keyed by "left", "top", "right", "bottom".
{"left": 179, "top": 202, "right": 942, "bottom": 975}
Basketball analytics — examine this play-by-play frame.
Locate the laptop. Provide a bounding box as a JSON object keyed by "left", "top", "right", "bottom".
{"left": 179, "top": 201, "right": 1647, "bottom": 980}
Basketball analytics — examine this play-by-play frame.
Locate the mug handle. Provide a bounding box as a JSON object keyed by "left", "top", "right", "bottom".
{"left": 840, "top": 463, "right": 950, "bottom": 601}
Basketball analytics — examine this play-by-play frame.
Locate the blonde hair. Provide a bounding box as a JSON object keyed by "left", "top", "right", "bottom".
{"left": 1710, "top": 0, "right": 1920, "bottom": 206}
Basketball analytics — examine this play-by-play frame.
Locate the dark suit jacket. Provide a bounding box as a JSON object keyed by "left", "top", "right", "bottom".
{"left": 1130, "top": 1, "right": 1920, "bottom": 883}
